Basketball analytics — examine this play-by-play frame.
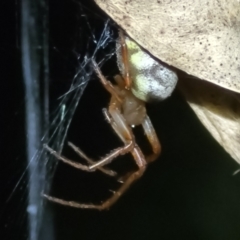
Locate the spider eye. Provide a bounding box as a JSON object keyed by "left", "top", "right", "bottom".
{"left": 117, "top": 37, "right": 178, "bottom": 102}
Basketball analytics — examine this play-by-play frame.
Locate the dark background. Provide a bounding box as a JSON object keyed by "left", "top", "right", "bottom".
{"left": 1, "top": 0, "right": 240, "bottom": 240}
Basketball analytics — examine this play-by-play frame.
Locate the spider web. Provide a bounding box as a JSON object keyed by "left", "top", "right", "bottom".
{"left": 1, "top": 1, "right": 118, "bottom": 239}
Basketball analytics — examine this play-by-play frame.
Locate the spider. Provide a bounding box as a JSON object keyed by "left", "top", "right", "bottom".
{"left": 43, "top": 30, "right": 178, "bottom": 210}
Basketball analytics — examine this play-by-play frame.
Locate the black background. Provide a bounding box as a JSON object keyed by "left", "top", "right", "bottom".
{"left": 1, "top": 0, "right": 240, "bottom": 240}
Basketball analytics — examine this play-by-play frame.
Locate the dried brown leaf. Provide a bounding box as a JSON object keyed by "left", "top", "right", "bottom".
{"left": 95, "top": 0, "right": 240, "bottom": 163}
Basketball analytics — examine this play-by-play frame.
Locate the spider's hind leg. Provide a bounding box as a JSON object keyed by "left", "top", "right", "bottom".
{"left": 142, "top": 115, "right": 161, "bottom": 163}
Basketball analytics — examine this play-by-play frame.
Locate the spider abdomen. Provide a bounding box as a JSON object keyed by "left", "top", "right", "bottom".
{"left": 117, "top": 37, "right": 178, "bottom": 102}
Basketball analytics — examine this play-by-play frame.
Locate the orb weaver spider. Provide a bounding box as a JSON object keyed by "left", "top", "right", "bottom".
{"left": 43, "top": 30, "right": 178, "bottom": 210}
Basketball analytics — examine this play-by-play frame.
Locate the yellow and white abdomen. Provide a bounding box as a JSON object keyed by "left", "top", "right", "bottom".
{"left": 116, "top": 36, "right": 178, "bottom": 102}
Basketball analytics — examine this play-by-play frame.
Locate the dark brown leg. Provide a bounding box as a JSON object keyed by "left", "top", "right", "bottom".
{"left": 68, "top": 142, "right": 116, "bottom": 176}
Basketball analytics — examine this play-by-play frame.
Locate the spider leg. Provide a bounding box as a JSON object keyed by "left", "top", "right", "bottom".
{"left": 43, "top": 107, "right": 138, "bottom": 177}
{"left": 92, "top": 59, "right": 122, "bottom": 103}
{"left": 86, "top": 108, "right": 147, "bottom": 209}
{"left": 43, "top": 144, "right": 116, "bottom": 177}
{"left": 43, "top": 145, "right": 146, "bottom": 210}
{"left": 87, "top": 108, "right": 136, "bottom": 170}
{"left": 43, "top": 162, "right": 145, "bottom": 210}
{"left": 142, "top": 115, "right": 161, "bottom": 163}
{"left": 119, "top": 29, "right": 131, "bottom": 89}
{"left": 88, "top": 141, "right": 134, "bottom": 170}
{"left": 67, "top": 142, "right": 117, "bottom": 176}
